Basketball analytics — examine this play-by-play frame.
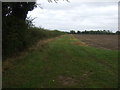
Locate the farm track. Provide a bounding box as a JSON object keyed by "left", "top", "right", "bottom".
{"left": 3, "top": 34, "right": 118, "bottom": 88}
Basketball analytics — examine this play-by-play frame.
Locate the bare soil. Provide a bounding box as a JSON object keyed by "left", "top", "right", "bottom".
{"left": 57, "top": 75, "right": 78, "bottom": 86}
{"left": 73, "top": 35, "right": 119, "bottom": 50}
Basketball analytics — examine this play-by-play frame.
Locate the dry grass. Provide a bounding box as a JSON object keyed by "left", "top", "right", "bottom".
{"left": 72, "top": 42, "right": 88, "bottom": 46}
{"left": 2, "top": 35, "right": 63, "bottom": 73}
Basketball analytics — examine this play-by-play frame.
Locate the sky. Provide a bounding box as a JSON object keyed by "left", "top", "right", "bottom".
{"left": 27, "top": 0, "right": 119, "bottom": 32}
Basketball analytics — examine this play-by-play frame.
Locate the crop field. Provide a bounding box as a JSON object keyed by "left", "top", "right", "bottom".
{"left": 73, "top": 35, "right": 119, "bottom": 50}
{"left": 3, "top": 35, "right": 119, "bottom": 88}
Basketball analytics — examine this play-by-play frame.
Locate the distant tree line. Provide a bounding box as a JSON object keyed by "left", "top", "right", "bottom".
{"left": 70, "top": 30, "right": 120, "bottom": 35}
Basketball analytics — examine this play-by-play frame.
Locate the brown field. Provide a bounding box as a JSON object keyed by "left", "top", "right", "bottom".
{"left": 73, "top": 34, "right": 119, "bottom": 50}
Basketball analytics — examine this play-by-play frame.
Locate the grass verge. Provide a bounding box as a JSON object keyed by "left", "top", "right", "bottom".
{"left": 3, "top": 35, "right": 118, "bottom": 88}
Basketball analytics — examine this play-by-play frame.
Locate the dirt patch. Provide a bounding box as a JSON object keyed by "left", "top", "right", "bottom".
{"left": 73, "top": 35, "right": 119, "bottom": 50}
{"left": 72, "top": 41, "right": 88, "bottom": 46}
{"left": 57, "top": 71, "right": 93, "bottom": 86}
{"left": 57, "top": 75, "right": 78, "bottom": 86}
{"left": 79, "top": 71, "right": 93, "bottom": 80}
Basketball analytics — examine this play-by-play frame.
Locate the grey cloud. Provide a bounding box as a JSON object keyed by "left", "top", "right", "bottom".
{"left": 27, "top": 0, "right": 118, "bottom": 32}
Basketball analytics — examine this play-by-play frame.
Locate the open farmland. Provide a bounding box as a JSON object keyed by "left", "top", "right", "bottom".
{"left": 73, "top": 35, "right": 119, "bottom": 50}
{"left": 3, "top": 1, "right": 119, "bottom": 89}
{"left": 3, "top": 35, "right": 118, "bottom": 88}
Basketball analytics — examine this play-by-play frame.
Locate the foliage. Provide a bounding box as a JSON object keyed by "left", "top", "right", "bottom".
{"left": 2, "top": 2, "right": 36, "bottom": 20}
{"left": 3, "top": 19, "right": 64, "bottom": 59}
{"left": 70, "top": 30, "right": 76, "bottom": 34}
{"left": 27, "top": 27, "right": 64, "bottom": 46}
{"left": 2, "top": 2, "right": 36, "bottom": 59}
{"left": 3, "top": 16, "right": 27, "bottom": 59}
{"left": 2, "top": 2, "right": 64, "bottom": 60}
{"left": 70, "top": 30, "right": 115, "bottom": 35}
{"left": 116, "top": 31, "right": 120, "bottom": 34}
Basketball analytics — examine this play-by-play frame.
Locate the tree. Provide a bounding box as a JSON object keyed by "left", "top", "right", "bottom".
{"left": 2, "top": 2, "right": 37, "bottom": 59}
{"left": 70, "top": 30, "right": 76, "bottom": 34}
{"left": 2, "top": 2, "right": 36, "bottom": 20}
{"left": 2, "top": 1, "right": 70, "bottom": 59}
{"left": 77, "top": 31, "right": 81, "bottom": 34}
{"left": 116, "top": 31, "right": 120, "bottom": 34}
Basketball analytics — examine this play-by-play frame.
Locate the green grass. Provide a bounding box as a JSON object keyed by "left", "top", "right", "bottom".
{"left": 3, "top": 35, "right": 118, "bottom": 88}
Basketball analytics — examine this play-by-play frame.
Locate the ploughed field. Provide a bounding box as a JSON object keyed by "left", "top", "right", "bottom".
{"left": 73, "top": 35, "right": 119, "bottom": 50}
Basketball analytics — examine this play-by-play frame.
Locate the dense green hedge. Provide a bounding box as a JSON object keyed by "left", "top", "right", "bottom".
{"left": 3, "top": 16, "right": 64, "bottom": 60}
{"left": 27, "top": 27, "right": 64, "bottom": 46}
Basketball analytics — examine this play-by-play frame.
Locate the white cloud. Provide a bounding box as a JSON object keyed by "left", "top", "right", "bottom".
{"left": 27, "top": 0, "right": 118, "bottom": 32}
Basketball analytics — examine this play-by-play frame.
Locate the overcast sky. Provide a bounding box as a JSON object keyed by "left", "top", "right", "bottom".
{"left": 27, "top": 0, "right": 119, "bottom": 32}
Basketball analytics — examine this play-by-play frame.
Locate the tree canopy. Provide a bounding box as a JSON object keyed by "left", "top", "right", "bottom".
{"left": 2, "top": 2, "right": 36, "bottom": 20}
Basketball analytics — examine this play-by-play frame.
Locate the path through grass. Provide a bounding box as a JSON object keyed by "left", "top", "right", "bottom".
{"left": 3, "top": 35, "right": 118, "bottom": 88}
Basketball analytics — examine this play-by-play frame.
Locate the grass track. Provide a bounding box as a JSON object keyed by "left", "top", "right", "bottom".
{"left": 3, "top": 35, "right": 118, "bottom": 88}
